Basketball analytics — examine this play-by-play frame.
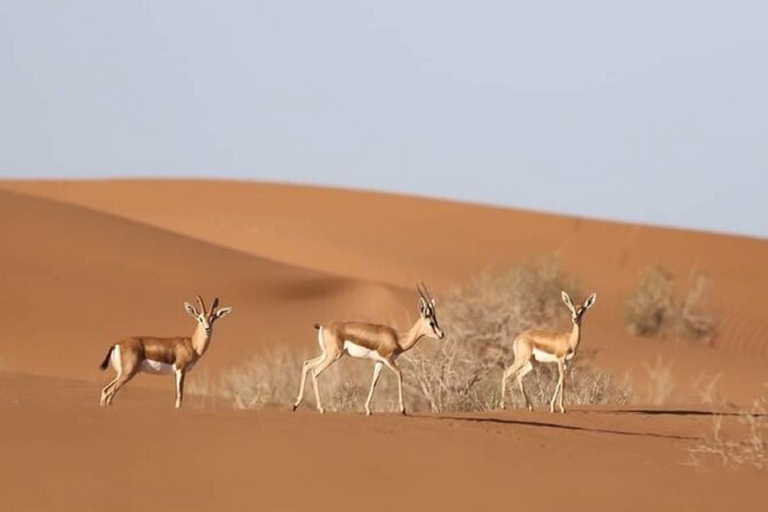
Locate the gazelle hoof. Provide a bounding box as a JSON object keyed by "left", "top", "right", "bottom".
{"left": 365, "top": 409, "right": 372, "bottom": 416}
{"left": 318, "top": 408, "right": 325, "bottom": 414}
{"left": 292, "top": 404, "right": 298, "bottom": 412}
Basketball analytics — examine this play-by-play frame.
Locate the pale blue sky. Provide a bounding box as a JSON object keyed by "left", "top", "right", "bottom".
{"left": 1, "top": 1, "right": 766, "bottom": 237}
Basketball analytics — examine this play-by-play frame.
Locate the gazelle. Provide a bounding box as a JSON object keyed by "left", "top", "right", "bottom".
{"left": 499, "top": 291, "right": 596, "bottom": 413}
{"left": 293, "top": 283, "right": 445, "bottom": 415}
{"left": 99, "top": 296, "right": 232, "bottom": 408}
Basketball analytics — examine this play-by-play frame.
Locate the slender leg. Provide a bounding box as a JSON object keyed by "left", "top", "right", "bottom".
{"left": 558, "top": 361, "right": 566, "bottom": 413}
{"left": 550, "top": 360, "right": 565, "bottom": 413}
{"left": 500, "top": 358, "right": 528, "bottom": 410}
{"left": 382, "top": 359, "right": 405, "bottom": 415}
{"left": 175, "top": 369, "right": 185, "bottom": 409}
{"left": 364, "top": 362, "right": 384, "bottom": 416}
{"left": 517, "top": 362, "right": 534, "bottom": 411}
{"left": 100, "top": 375, "right": 121, "bottom": 406}
{"left": 310, "top": 357, "right": 337, "bottom": 414}
{"left": 105, "top": 372, "right": 137, "bottom": 406}
{"left": 293, "top": 354, "right": 324, "bottom": 411}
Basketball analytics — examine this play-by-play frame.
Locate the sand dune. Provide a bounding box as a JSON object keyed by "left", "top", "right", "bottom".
{"left": 0, "top": 188, "right": 411, "bottom": 382}
{"left": 1, "top": 179, "right": 767, "bottom": 511}
{"left": 2, "top": 180, "right": 766, "bottom": 400}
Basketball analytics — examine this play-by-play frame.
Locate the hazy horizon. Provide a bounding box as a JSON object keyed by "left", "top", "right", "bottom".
{"left": 2, "top": 1, "right": 766, "bottom": 238}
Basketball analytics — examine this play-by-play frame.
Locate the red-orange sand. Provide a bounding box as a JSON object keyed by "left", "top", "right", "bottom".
{"left": 1, "top": 180, "right": 766, "bottom": 511}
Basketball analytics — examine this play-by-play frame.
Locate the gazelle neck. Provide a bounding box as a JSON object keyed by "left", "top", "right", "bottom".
{"left": 397, "top": 320, "right": 426, "bottom": 353}
{"left": 569, "top": 321, "right": 582, "bottom": 352}
{"left": 191, "top": 323, "right": 212, "bottom": 356}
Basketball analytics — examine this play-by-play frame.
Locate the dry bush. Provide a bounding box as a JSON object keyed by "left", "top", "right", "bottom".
{"left": 691, "top": 372, "right": 724, "bottom": 406}
{"left": 402, "top": 256, "right": 631, "bottom": 413}
{"left": 677, "top": 271, "right": 716, "bottom": 344}
{"left": 625, "top": 265, "right": 676, "bottom": 337}
{"left": 215, "top": 256, "right": 630, "bottom": 414}
{"left": 185, "top": 369, "right": 217, "bottom": 409}
{"left": 689, "top": 406, "right": 767, "bottom": 471}
{"left": 218, "top": 347, "right": 402, "bottom": 413}
{"left": 641, "top": 357, "right": 676, "bottom": 405}
{"left": 625, "top": 265, "right": 717, "bottom": 343}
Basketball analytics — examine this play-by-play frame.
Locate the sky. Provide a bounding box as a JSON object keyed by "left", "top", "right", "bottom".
{"left": 1, "top": 1, "right": 766, "bottom": 238}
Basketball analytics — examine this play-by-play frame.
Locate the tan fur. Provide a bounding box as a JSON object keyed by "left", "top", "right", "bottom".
{"left": 293, "top": 286, "right": 445, "bottom": 415}
{"left": 99, "top": 296, "right": 232, "bottom": 408}
{"left": 499, "top": 291, "right": 596, "bottom": 413}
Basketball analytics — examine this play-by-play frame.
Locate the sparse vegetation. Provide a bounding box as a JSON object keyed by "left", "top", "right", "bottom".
{"left": 215, "top": 256, "right": 631, "bottom": 414}
{"left": 624, "top": 265, "right": 716, "bottom": 343}
{"left": 625, "top": 265, "right": 676, "bottom": 337}
{"left": 641, "top": 357, "right": 676, "bottom": 405}
{"left": 689, "top": 400, "right": 768, "bottom": 471}
{"left": 677, "top": 271, "right": 717, "bottom": 344}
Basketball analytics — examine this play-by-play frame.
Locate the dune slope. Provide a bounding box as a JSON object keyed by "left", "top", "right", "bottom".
{"left": 0, "top": 188, "right": 410, "bottom": 382}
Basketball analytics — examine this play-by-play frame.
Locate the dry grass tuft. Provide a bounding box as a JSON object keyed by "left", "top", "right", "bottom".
{"left": 642, "top": 357, "right": 676, "bottom": 405}
{"left": 688, "top": 403, "right": 767, "bottom": 471}
{"left": 214, "top": 256, "right": 630, "bottom": 414}
{"left": 217, "top": 347, "right": 402, "bottom": 413}
{"left": 624, "top": 265, "right": 716, "bottom": 343}
{"left": 625, "top": 265, "right": 676, "bottom": 337}
{"left": 677, "top": 271, "right": 717, "bottom": 344}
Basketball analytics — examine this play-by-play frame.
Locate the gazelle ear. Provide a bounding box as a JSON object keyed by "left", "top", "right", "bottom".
{"left": 583, "top": 293, "right": 597, "bottom": 310}
{"left": 215, "top": 306, "right": 233, "bottom": 319}
{"left": 184, "top": 302, "right": 199, "bottom": 318}
{"left": 561, "top": 291, "right": 575, "bottom": 312}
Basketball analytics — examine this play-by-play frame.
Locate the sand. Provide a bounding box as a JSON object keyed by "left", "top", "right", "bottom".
{"left": 0, "top": 179, "right": 766, "bottom": 511}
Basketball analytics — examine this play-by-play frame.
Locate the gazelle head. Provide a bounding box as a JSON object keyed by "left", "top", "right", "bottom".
{"left": 184, "top": 295, "right": 233, "bottom": 334}
{"left": 561, "top": 291, "right": 596, "bottom": 325}
{"left": 417, "top": 283, "right": 445, "bottom": 340}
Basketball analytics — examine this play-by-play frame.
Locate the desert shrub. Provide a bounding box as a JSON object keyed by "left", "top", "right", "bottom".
{"left": 689, "top": 405, "right": 767, "bottom": 471}
{"left": 625, "top": 266, "right": 717, "bottom": 343}
{"left": 216, "top": 256, "right": 630, "bottom": 414}
{"left": 641, "top": 357, "right": 676, "bottom": 405}
{"left": 677, "top": 271, "right": 716, "bottom": 343}
{"left": 402, "top": 256, "right": 631, "bottom": 413}
{"left": 625, "top": 265, "right": 676, "bottom": 337}
{"left": 218, "top": 347, "right": 402, "bottom": 413}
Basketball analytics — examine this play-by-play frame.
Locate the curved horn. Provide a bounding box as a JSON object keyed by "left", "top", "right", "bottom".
{"left": 210, "top": 297, "right": 220, "bottom": 314}
{"left": 196, "top": 295, "right": 208, "bottom": 316}
{"left": 420, "top": 282, "right": 434, "bottom": 303}
{"left": 416, "top": 283, "right": 428, "bottom": 302}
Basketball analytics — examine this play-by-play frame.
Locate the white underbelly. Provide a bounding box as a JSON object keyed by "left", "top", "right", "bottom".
{"left": 532, "top": 348, "right": 561, "bottom": 364}
{"left": 140, "top": 359, "right": 176, "bottom": 375}
{"left": 343, "top": 341, "right": 384, "bottom": 361}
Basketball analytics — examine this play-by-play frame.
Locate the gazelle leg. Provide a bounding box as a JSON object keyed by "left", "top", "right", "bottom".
{"left": 174, "top": 369, "right": 185, "bottom": 409}
{"left": 100, "top": 375, "right": 121, "bottom": 406}
{"left": 382, "top": 359, "right": 405, "bottom": 415}
{"left": 105, "top": 372, "right": 137, "bottom": 406}
{"left": 517, "top": 362, "right": 534, "bottom": 411}
{"left": 293, "top": 354, "right": 324, "bottom": 411}
{"left": 364, "top": 362, "right": 384, "bottom": 416}
{"left": 550, "top": 360, "right": 565, "bottom": 413}
{"left": 310, "top": 356, "right": 337, "bottom": 414}
{"left": 500, "top": 358, "right": 527, "bottom": 410}
{"left": 557, "top": 361, "right": 566, "bottom": 413}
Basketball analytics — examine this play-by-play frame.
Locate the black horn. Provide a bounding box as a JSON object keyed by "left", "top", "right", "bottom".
{"left": 196, "top": 295, "right": 208, "bottom": 316}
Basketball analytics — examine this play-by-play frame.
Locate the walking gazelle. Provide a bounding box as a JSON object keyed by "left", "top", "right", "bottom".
{"left": 499, "top": 291, "right": 596, "bottom": 413}
{"left": 293, "top": 283, "right": 445, "bottom": 415}
{"left": 99, "top": 295, "right": 232, "bottom": 408}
